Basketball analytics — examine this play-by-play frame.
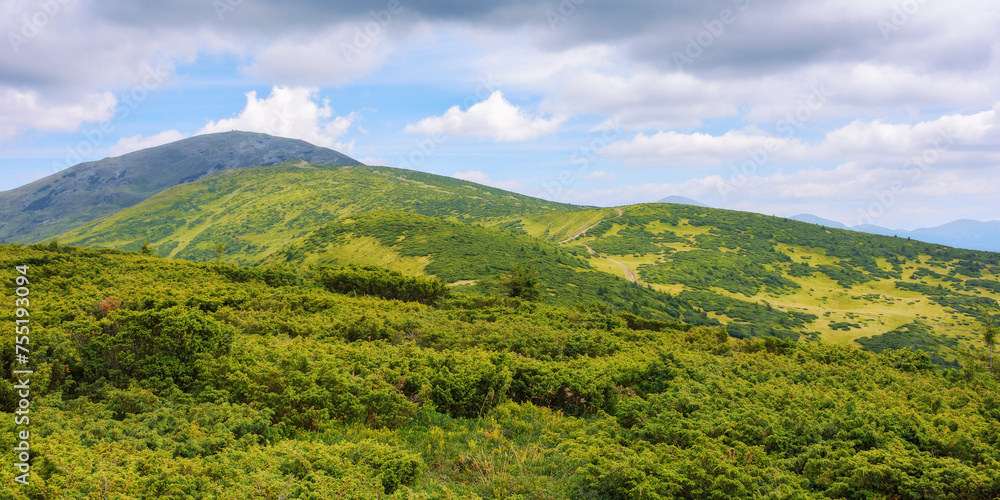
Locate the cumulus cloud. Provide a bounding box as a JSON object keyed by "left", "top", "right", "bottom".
{"left": 405, "top": 91, "right": 564, "bottom": 142}
{"left": 585, "top": 171, "right": 617, "bottom": 181}
{"left": 199, "top": 86, "right": 357, "bottom": 151}
{"left": 107, "top": 130, "right": 187, "bottom": 157}
{"left": 603, "top": 130, "right": 803, "bottom": 167}
{"left": 452, "top": 170, "right": 524, "bottom": 191}
{"left": 0, "top": 0, "right": 187, "bottom": 99}
{"left": 548, "top": 159, "right": 1000, "bottom": 229}
{"left": 545, "top": 68, "right": 745, "bottom": 130}
{"left": 713, "top": 162, "right": 1000, "bottom": 228}
{"left": 5, "top": 0, "right": 998, "bottom": 146}
{"left": 821, "top": 105, "right": 999, "bottom": 156}
{"left": 600, "top": 104, "right": 1000, "bottom": 169}
{"left": 539, "top": 57, "right": 999, "bottom": 133}
{"left": 0, "top": 89, "right": 117, "bottom": 143}
{"left": 243, "top": 25, "right": 394, "bottom": 87}
{"left": 531, "top": 179, "right": 720, "bottom": 209}
{"left": 357, "top": 156, "right": 388, "bottom": 166}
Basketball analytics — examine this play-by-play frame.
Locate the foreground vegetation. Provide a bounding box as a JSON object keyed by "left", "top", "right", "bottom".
{"left": 3, "top": 243, "right": 1000, "bottom": 499}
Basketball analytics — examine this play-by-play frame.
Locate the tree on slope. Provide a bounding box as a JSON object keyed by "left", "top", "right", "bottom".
{"left": 501, "top": 260, "right": 542, "bottom": 301}
{"left": 983, "top": 312, "right": 997, "bottom": 373}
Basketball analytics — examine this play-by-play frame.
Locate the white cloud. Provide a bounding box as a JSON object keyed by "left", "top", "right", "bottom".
{"left": 547, "top": 61, "right": 1000, "bottom": 134}
{"left": 357, "top": 156, "right": 386, "bottom": 166}
{"left": 452, "top": 170, "right": 523, "bottom": 191}
{"left": 831, "top": 63, "right": 992, "bottom": 110}
{"left": 600, "top": 104, "right": 1000, "bottom": 169}
{"left": 546, "top": 69, "right": 746, "bottom": 130}
{"left": 821, "top": 105, "right": 999, "bottom": 156}
{"left": 532, "top": 179, "right": 716, "bottom": 208}
{"left": 107, "top": 130, "right": 187, "bottom": 157}
{"left": 199, "top": 86, "right": 357, "bottom": 152}
{"left": 469, "top": 28, "right": 999, "bottom": 132}
{"left": 544, "top": 159, "right": 1000, "bottom": 229}
{"left": 710, "top": 162, "right": 1000, "bottom": 229}
{"left": 473, "top": 41, "right": 618, "bottom": 89}
{"left": 405, "top": 91, "right": 564, "bottom": 142}
{"left": 243, "top": 25, "right": 393, "bottom": 86}
{"left": 585, "top": 170, "right": 617, "bottom": 181}
{"left": 0, "top": 89, "right": 116, "bottom": 143}
{"left": 603, "top": 130, "right": 803, "bottom": 167}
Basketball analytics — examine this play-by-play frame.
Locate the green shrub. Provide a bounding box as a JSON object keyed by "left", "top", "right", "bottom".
{"left": 319, "top": 265, "right": 449, "bottom": 305}
{"left": 500, "top": 260, "right": 542, "bottom": 301}
{"left": 76, "top": 306, "right": 236, "bottom": 386}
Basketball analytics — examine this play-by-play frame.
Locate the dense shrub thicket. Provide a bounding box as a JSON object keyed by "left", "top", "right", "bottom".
{"left": 278, "top": 210, "right": 722, "bottom": 325}
{"left": 318, "top": 264, "right": 450, "bottom": 305}
{"left": 2, "top": 243, "right": 1000, "bottom": 498}
{"left": 593, "top": 204, "right": 998, "bottom": 300}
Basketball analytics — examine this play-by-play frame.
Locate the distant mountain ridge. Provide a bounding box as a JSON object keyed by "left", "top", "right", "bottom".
{"left": 657, "top": 195, "right": 708, "bottom": 207}
{"left": 0, "top": 131, "right": 363, "bottom": 243}
{"left": 792, "top": 214, "right": 1000, "bottom": 253}
{"left": 789, "top": 214, "right": 850, "bottom": 230}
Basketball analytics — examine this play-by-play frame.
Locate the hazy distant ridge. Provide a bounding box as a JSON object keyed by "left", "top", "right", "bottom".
{"left": 792, "top": 214, "right": 1000, "bottom": 252}
{"left": 657, "top": 196, "right": 708, "bottom": 207}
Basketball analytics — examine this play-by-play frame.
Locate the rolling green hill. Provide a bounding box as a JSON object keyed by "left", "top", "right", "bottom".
{"left": 266, "top": 210, "right": 715, "bottom": 323}
{"left": 0, "top": 131, "right": 362, "bottom": 244}
{"left": 541, "top": 203, "right": 1000, "bottom": 365}
{"left": 45, "top": 153, "right": 1000, "bottom": 366}
{"left": 54, "top": 162, "right": 576, "bottom": 263}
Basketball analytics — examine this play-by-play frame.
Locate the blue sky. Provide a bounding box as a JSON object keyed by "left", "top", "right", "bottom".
{"left": 1, "top": 0, "right": 999, "bottom": 229}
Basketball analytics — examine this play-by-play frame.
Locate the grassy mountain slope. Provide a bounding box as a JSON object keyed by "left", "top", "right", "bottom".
{"left": 3, "top": 242, "right": 1000, "bottom": 498}
{"left": 548, "top": 203, "right": 1000, "bottom": 365}
{"left": 55, "top": 162, "right": 576, "bottom": 264}
{"left": 0, "top": 131, "right": 362, "bottom": 244}
{"left": 267, "top": 210, "right": 715, "bottom": 323}
{"left": 50, "top": 159, "right": 1000, "bottom": 365}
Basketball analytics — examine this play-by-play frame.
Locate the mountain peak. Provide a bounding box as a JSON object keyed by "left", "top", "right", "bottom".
{"left": 106, "top": 131, "right": 360, "bottom": 168}
{"left": 0, "top": 131, "right": 363, "bottom": 243}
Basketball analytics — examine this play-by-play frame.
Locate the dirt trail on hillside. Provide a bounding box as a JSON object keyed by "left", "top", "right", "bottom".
{"left": 559, "top": 207, "right": 625, "bottom": 244}
{"left": 568, "top": 209, "right": 637, "bottom": 282}
{"left": 585, "top": 245, "right": 637, "bottom": 282}
{"left": 560, "top": 220, "right": 606, "bottom": 244}
{"left": 606, "top": 257, "right": 637, "bottom": 282}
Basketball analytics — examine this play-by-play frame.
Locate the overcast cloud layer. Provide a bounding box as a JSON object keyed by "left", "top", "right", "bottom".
{"left": 1, "top": 0, "right": 998, "bottom": 229}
